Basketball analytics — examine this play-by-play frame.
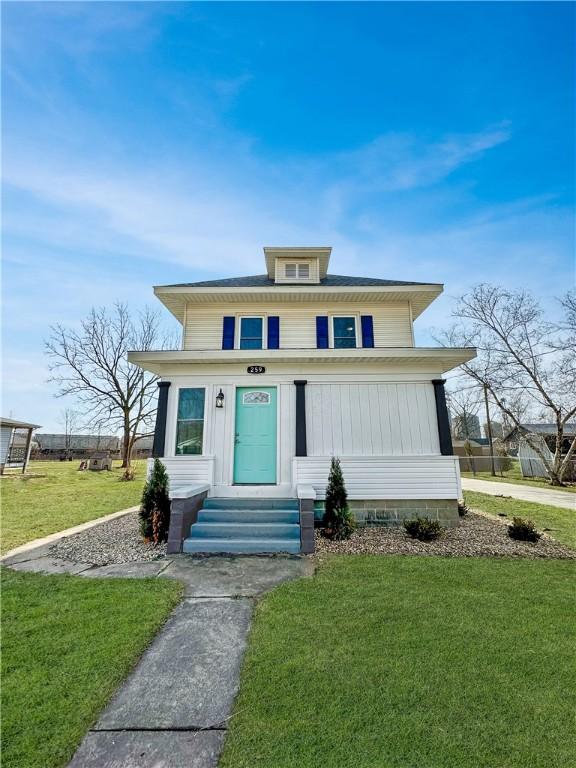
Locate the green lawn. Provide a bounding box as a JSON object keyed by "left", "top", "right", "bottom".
{"left": 465, "top": 490, "right": 576, "bottom": 549}
{"left": 1, "top": 568, "right": 181, "bottom": 768}
{"left": 461, "top": 463, "right": 576, "bottom": 493}
{"left": 1, "top": 460, "right": 146, "bottom": 554}
{"left": 221, "top": 556, "right": 576, "bottom": 768}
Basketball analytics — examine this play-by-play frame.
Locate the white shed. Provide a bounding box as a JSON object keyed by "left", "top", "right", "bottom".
{"left": 0, "top": 417, "right": 42, "bottom": 474}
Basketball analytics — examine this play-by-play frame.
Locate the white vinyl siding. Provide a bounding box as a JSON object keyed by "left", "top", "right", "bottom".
{"left": 151, "top": 456, "right": 214, "bottom": 486}
{"left": 293, "top": 455, "right": 460, "bottom": 499}
{"left": 183, "top": 301, "right": 412, "bottom": 350}
{"left": 306, "top": 382, "right": 440, "bottom": 455}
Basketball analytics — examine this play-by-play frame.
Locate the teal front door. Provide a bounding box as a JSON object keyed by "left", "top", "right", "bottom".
{"left": 234, "top": 387, "right": 277, "bottom": 484}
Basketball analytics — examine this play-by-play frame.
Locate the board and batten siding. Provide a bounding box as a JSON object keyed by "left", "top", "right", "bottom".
{"left": 306, "top": 382, "right": 440, "bottom": 456}
{"left": 183, "top": 301, "right": 413, "bottom": 350}
{"left": 293, "top": 456, "right": 461, "bottom": 499}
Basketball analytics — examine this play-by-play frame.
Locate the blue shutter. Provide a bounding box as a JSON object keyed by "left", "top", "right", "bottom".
{"left": 316, "top": 316, "right": 329, "bottom": 348}
{"left": 267, "top": 316, "right": 280, "bottom": 349}
{"left": 222, "top": 316, "right": 235, "bottom": 350}
{"left": 361, "top": 315, "right": 374, "bottom": 348}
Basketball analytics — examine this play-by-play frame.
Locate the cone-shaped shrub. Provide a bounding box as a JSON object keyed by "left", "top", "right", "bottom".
{"left": 140, "top": 458, "right": 171, "bottom": 543}
{"left": 322, "top": 456, "right": 355, "bottom": 540}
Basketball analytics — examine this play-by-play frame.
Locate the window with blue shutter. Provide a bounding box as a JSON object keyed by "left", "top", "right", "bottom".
{"left": 222, "top": 316, "right": 235, "bottom": 350}
{"left": 361, "top": 315, "right": 375, "bottom": 348}
{"left": 316, "top": 316, "right": 329, "bottom": 348}
{"left": 268, "top": 316, "right": 280, "bottom": 349}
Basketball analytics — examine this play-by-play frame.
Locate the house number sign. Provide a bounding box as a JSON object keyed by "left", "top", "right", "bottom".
{"left": 247, "top": 365, "right": 266, "bottom": 374}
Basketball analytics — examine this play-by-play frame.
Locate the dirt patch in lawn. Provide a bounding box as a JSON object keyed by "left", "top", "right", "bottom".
{"left": 315, "top": 511, "right": 576, "bottom": 559}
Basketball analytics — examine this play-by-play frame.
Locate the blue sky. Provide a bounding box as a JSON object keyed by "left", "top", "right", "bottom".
{"left": 2, "top": 2, "right": 574, "bottom": 431}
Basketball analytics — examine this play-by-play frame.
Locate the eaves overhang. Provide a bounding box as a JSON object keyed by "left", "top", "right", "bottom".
{"left": 153, "top": 283, "right": 443, "bottom": 324}
{"left": 128, "top": 346, "right": 476, "bottom": 375}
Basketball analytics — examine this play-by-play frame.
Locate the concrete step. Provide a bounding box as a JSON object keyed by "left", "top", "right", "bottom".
{"left": 203, "top": 498, "right": 299, "bottom": 511}
{"left": 197, "top": 509, "right": 300, "bottom": 524}
{"left": 183, "top": 537, "right": 301, "bottom": 554}
{"left": 191, "top": 522, "right": 300, "bottom": 539}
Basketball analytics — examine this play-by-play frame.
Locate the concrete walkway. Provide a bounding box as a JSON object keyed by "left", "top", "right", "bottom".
{"left": 3, "top": 544, "right": 311, "bottom": 768}
{"left": 462, "top": 477, "right": 575, "bottom": 510}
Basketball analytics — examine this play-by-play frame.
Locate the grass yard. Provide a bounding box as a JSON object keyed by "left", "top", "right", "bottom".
{"left": 1, "top": 460, "right": 146, "bottom": 554}
{"left": 220, "top": 556, "right": 576, "bottom": 768}
{"left": 465, "top": 490, "right": 576, "bottom": 549}
{"left": 461, "top": 463, "right": 576, "bottom": 493}
{"left": 1, "top": 567, "right": 181, "bottom": 768}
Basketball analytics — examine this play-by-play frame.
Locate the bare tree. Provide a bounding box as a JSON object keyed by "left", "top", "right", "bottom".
{"left": 439, "top": 285, "right": 576, "bottom": 485}
{"left": 60, "top": 407, "right": 80, "bottom": 460}
{"left": 447, "top": 384, "right": 482, "bottom": 439}
{"left": 46, "top": 303, "right": 169, "bottom": 469}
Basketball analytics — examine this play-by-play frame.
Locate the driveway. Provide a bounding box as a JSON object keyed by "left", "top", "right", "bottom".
{"left": 461, "top": 478, "right": 575, "bottom": 510}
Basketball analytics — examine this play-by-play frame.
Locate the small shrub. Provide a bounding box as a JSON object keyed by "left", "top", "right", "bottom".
{"left": 140, "top": 459, "right": 171, "bottom": 543}
{"left": 458, "top": 501, "right": 470, "bottom": 517}
{"left": 508, "top": 517, "right": 541, "bottom": 543}
{"left": 404, "top": 517, "right": 443, "bottom": 541}
{"left": 322, "top": 457, "right": 355, "bottom": 540}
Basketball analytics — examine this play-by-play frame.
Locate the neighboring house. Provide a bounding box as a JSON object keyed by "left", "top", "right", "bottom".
{"left": 129, "top": 246, "right": 476, "bottom": 554}
{"left": 0, "top": 417, "right": 41, "bottom": 474}
{"left": 503, "top": 423, "right": 576, "bottom": 454}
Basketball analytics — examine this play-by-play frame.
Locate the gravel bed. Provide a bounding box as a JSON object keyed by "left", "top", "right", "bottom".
{"left": 315, "top": 511, "right": 576, "bottom": 559}
{"left": 50, "top": 511, "right": 167, "bottom": 565}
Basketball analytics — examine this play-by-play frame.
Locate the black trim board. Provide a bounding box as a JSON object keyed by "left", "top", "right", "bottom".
{"left": 152, "top": 381, "right": 171, "bottom": 458}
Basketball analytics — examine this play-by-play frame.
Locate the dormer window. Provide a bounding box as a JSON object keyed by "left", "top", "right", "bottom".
{"left": 285, "top": 262, "right": 310, "bottom": 280}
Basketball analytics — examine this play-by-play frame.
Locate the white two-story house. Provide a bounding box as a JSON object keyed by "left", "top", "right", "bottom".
{"left": 128, "top": 247, "right": 475, "bottom": 554}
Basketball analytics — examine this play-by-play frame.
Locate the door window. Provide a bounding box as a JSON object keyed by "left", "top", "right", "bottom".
{"left": 242, "top": 391, "right": 271, "bottom": 405}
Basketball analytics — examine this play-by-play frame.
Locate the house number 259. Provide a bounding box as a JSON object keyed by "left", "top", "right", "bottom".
{"left": 247, "top": 365, "right": 266, "bottom": 374}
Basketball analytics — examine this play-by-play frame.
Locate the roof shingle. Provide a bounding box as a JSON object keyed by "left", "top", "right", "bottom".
{"left": 160, "top": 274, "right": 439, "bottom": 289}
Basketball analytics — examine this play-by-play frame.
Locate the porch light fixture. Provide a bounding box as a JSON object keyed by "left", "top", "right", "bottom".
{"left": 215, "top": 389, "right": 225, "bottom": 409}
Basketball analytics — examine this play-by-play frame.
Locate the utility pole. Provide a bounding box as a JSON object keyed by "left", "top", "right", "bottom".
{"left": 483, "top": 383, "right": 496, "bottom": 476}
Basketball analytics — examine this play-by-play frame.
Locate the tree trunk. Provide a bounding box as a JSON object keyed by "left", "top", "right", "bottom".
{"left": 121, "top": 412, "right": 131, "bottom": 468}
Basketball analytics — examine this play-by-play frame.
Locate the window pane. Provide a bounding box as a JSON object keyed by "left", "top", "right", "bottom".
{"left": 298, "top": 263, "right": 310, "bottom": 278}
{"left": 240, "top": 317, "right": 263, "bottom": 349}
{"left": 334, "top": 336, "right": 356, "bottom": 348}
{"left": 176, "top": 388, "right": 205, "bottom": 455}
{"left": 241, "top": 317, "right": 262, "bottom": 337}
{"left": 333, "top": 317, "right": 356, "bottom": 348}
{"left": 177, "top": 388, "right": 205, "bottom": 420}
{"left": 285, "top": 264, "right": 297, "bottom": 278}
{"left": 176, "top": 420, "right": 204, "bottom": 455}
{"left": 240, "top": 337, "right": 262, "bottom": 350}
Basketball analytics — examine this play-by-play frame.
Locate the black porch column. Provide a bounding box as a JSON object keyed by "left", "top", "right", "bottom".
{"left": 432, "top": 379, "right": 453, "bottom": 456}
{"left": 294, "top": 380, "right": 308, "bottom": 457}
{"left": 152, "top": 381, "right": 171, "bottom": 458}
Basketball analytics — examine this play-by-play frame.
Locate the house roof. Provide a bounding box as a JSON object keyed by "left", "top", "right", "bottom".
{"left": 159, "top": 273, "right": 437, "bottom": 289}
{"left": 0, "top": 417, "right": 41, "bottom": 430}
{"left": 503, "top": 423, "right": 576, "bottom": 441}
{"left": 154, "top": 273, "right": 443, "bottom": 324}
